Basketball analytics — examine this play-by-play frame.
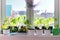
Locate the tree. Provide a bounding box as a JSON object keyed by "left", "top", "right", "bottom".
{"left": 25, "top": 0, "right": 40, "bottom": 27}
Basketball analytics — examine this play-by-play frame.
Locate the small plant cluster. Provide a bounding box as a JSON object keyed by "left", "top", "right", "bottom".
{"left": 2, "top": 15, "right": 57, "bottom": 33}
{"left": 2, "top": 15, "right": 28, "bottom": 33}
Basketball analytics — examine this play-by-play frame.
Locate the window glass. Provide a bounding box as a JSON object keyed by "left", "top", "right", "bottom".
{"left": 34, "top": 0, "right": 54, "bottom": 29}
{"left": 5, "top": 0, "right": 54, "bottom": 29}
{"left": 6, "top": 0, "right": 26, "bottom": 17}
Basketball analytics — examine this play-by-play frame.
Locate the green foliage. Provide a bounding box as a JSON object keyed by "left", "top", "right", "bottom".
{"left": 54, "top": 24, "right": 59, "bottom": 28}
{"left": 18, "top": 26, "right": 27, "bottom": 33}
{"left": 34, "top": 18, "right": 42, "bottom": 26}
{"left": 23, "top": 19, "right": 29, "bottom": 24}
{"left": 54, "top": 18, "right": 57, "bottom": 21}
{"left": 2, "top": 24, "right": 9, "bottom": 30}
{"left": 3, "top": 15, "right": 57, "bottom": 29}
{"left": 10, "top": 18, "right": 16, "bottom": 26}
{"left": 9, "top": 15, "right": 26, "bottom": 26}
{"left": 4, "top": 18, "right": 8, "bottom": 25}
{"left": 33, "top": 17, "right": 55, "bottom": 29}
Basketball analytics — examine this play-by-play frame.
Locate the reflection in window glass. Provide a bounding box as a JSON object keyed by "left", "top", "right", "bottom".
{"left": 6, "top": 0, "right": 26, "bottom": 17}
{"left": 34, "top": 0, "right": 54, "bottom": 29}
{"left": 5, "top": 0, "right": 54, "bottom": 29}
{"left": 34, "top": 0, "right": 54, "bottom": 18}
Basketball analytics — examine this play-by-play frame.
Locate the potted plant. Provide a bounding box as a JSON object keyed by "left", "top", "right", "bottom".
{"left": 50, "top": 18, "right": 60, "bottom": 35}
{"left": 1, "top": 18, "right": 10, "bottom": 34}
{"left": 33, "top": 18, "right": 42, "bottom": 29}
{"left": 52, "top": 24, "right": 60, "bottom": 35}
{"left": 18, "top": 25, "right": 27, "bottom": 33}
{"left": 9, "top": 18, "right": 18, "bottom": 33}
{"left": 2, "top": 24, "right": 10, "bottom": 35}
{"left": 17, "top": 16, "right": 28, "bottom": 33}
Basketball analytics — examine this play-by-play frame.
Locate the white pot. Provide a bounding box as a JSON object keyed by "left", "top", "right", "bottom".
{"left": 43, "top": 30, "right": 51, "bottom": 36}
{"left": 3, "top": 29, "right": 10, "bottom": 35}
{"left": 37, "top": 30, "right": 51, "bottom": 36}
{"left": 37, "top": 30, "right": 43, "bottom": 36}
{"left": 28, "top": 30, "right": 34, "bottom": 36}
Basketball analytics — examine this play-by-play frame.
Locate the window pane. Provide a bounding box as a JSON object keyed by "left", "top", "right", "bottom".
{"left": 6, "top": 0, "right": 26, "bottom": 17}
{"left": 34, "top": 0, "right": 54, "bottom": 29}
{"left": 4, "top": 0, "right": 54, "bottom": 30}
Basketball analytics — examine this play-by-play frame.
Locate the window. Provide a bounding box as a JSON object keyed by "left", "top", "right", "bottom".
{"left": 1, "top": 0, "right": 60, "bottom": 36}
{"left": 6, "top": 0, "right": 26, "bottom": 17}
{"left": 5, "top": 0, "right": 27, "bottom": 26}
{"left": 4, "top": 0, "right": 55, "bottom": 29}
{"left": 34, "top": 0, "right": 54, "bottom": 29}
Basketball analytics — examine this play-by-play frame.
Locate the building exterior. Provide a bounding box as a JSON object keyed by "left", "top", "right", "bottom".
{"left": 6, "top": 5, "right": 11, "bottom": 17}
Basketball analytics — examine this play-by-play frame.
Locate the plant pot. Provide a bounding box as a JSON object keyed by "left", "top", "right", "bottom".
{"left": 52, "top": 28, "right": 60, "bottom": 35}
{"left": 2, "top": 26, "right": 10, "bottom": 34}
{"left": 44, "top": 30, "right": 51, "bottom": 36}
{"left": 3, "top": 29, "right": 10, "bottom": 35}
{"left": 37, "top": 30, "right": 42, "bottom": 36}
{"left": 42, "top": 26, "right": 47, "bottom": 35}
{"left": 28, "top": 30, "right": 34, "bottom": 35}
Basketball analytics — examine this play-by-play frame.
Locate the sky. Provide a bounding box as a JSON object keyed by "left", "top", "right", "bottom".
{"left": 6, "top": 0, "right": 54, "bottom": 13}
